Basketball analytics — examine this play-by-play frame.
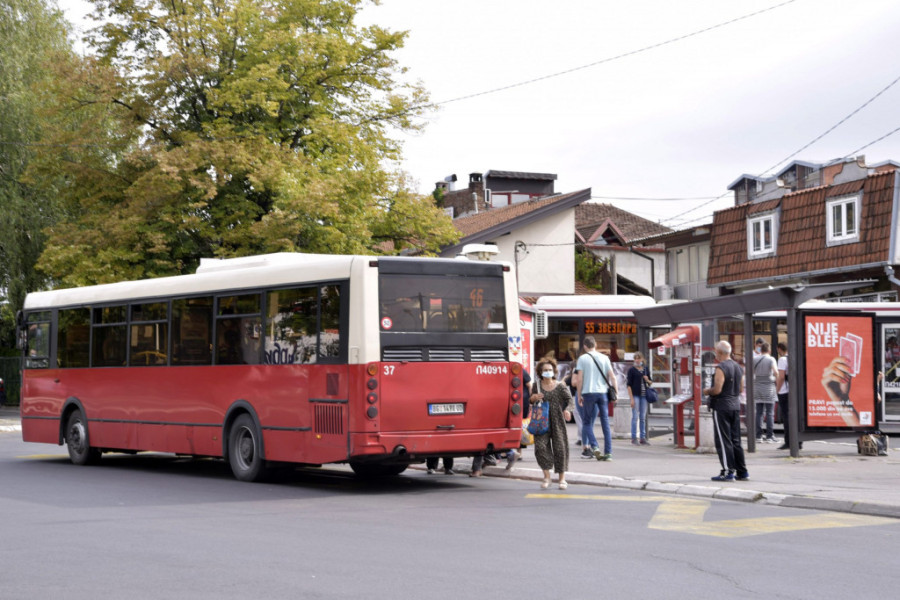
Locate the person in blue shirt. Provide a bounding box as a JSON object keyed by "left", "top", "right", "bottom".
{"left": 573, "top": 336, "right": 617, "bottom": 461}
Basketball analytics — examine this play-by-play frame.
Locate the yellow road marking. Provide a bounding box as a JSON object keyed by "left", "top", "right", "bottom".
{"left": 527, "top": 493, "right": 897, "bottom": 537}
{"left": 528, "top": 493, "right": 662, "bottom": 501}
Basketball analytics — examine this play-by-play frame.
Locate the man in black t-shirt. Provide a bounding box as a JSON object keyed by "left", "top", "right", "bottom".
{"left": 703, "top": 340, "right": 748, "bottom": 482}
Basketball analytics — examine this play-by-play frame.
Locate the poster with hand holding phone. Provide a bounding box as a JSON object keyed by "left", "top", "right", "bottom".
{"left": 804, "top": 313, "right": 875, "bottom": 429}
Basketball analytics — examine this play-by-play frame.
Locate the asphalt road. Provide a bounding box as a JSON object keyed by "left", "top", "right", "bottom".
{"left": 2, "top": 433, "right": 897, "bottom": 600}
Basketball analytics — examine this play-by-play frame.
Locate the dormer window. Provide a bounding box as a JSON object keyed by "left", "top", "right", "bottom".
{"left": 826, "top": 193, "right": 861, "bottom": 245}
{"left": 747, "top": 212, "right": 777, "bottom": 259}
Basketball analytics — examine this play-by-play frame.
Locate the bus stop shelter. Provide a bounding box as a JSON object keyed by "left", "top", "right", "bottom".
{"left": 632, "top": 281, "right": 872, "bottom": 457}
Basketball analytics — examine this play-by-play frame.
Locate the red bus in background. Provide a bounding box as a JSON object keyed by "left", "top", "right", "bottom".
{"left": 18, "top": 253, "right": 524, "bottom": 481}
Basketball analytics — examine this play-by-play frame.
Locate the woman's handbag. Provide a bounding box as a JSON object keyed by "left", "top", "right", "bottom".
{"left": 527, "top": 401, "right": 550, "bottom": 436}
{"left": 646, "top": 386, "right": 659, "bottom": 404}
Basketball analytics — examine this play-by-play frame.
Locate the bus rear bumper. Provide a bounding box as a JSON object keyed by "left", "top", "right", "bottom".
{"left": 350, "top": 429, "right": 521, "bottom": 461}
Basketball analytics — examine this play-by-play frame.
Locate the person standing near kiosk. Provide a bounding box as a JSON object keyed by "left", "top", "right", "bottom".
{"left": 703, "top": 340, "right": 749, "bottom": 482}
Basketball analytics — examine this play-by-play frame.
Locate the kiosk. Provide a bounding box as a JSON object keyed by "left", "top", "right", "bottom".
{"left": 649, "top": 325, "right": 702, "bottom": 449}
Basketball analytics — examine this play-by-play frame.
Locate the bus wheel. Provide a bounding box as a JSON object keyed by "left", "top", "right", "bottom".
{"left": 65, "top": 411, "right": 100, "bottom": 466}
{"left": 228, "top": 414, "right": 267, "bottom": 482}
{"left": 349, "top": 462, "right": 408, "bottom": 478}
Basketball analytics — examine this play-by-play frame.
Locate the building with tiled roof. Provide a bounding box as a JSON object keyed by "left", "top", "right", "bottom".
{"left": 440, "top": 188, "right": 592, "bottom": 296}
{"left": 576, "top": 203, "right": 671, "bottom": 243}
{"left": 573, "top": 202, "right": 671, "bottom": 297}
{"left": 727, "top": 157, "right": 869, "bottom": 206}
{"left": 708, "top": 168, "right": 899, "bottom": 301}
{"left": 435, "top": 171, "right": 558, "bottom": 219}
{"left": 629, "top": 224, "right": 717, "bottom": 301}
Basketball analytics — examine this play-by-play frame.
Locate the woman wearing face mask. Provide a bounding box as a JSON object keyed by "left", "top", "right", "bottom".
{"left": 530, "top": 357, "right": 575, "bottom": 489}
{"left": 627, "top": 352, "right": 653, "bottom": 445}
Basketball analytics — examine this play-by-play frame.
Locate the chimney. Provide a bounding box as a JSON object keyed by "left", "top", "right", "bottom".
{"left": 443, "top": 174, "right": 458, "bottom": 192}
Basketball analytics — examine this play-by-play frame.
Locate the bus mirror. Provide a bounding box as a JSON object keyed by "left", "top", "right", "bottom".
{"left": 15, "top": 311, "right": 25, "bottom": 350}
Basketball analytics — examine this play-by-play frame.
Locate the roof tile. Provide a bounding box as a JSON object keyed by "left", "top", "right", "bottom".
{"left": 707, "top": 171, "right": 896, "bottom": 285}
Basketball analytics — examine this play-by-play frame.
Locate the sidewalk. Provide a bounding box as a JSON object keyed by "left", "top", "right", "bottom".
{"left": 3, "top": 407, "right": 897, "bottom": 517}
{"left": 0, "top": 406, "right": 20, "bottom": 433}
{"left": 471, "top": 423, "right": 900, "bottom": 518}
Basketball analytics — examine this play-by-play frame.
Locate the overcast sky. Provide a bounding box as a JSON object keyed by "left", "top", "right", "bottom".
{"left": 58, "top": 0, "right": 900, "bottom": 229}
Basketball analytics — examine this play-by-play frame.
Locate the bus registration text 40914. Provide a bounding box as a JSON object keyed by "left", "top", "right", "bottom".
{"left": 428, "top": 403, "right": 465, "bottom": 415}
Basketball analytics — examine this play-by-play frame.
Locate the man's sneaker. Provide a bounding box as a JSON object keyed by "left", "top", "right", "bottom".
{"left": 427, "top": 468, "right": 435, "bottom": 474}
{"left": 592, "top": 447, "right": 603, "bottom": 460}
{"left": 765, "top": 437, "right": 779, "bottom": 443}
{"left": 756, "top": 438, "right": 763, "bottom": 444}
{"left": 735, "top": 471, "right": 750, "bottom": 481}
{"left": 640, "top": 439, "right": 650, "bottom": 445}
{"left": 581, "top": 447, "right": 593, "bottom": 458}
{"left": 505, "top": 450, "right": 520, "bottom": 470}
{"left": 711, "top": 472, "right": 735, "bottom": 482}
{"left": 601, "top": 454, "right": 613, "bottom": 461}
{"left": 631, "top": 439, "right": 640, "bottom": 445}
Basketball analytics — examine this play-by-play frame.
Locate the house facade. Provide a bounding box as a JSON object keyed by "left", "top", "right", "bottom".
{"left": 436, "top": 171, "right": 558, "bottom": 219}
{"left": 575, "top": 203, "right": 670, "bottom": 297}
{"left": 709, "top": 166, "right": 900, "bottom": 301}
{"left": 440, "top": 185, "right": 591, "bottom": 297}
{"left": 629, "top": 225, "right": 717, "bottom": 302}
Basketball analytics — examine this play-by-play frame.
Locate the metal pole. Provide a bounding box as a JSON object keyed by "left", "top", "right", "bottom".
{"left": 787, "top": 307, "right": 801, "bottom": 458}
{"left": 744, "top": 313, "right": 756, "bottom": 453}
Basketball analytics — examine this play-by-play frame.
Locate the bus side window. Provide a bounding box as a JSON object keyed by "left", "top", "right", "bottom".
{"left": 266, "top": 287, "right": 316, "bottom": 364}
{"left": 215, "top": 293, "right": 261, "bottom": 365}
{"left": 25, "top": 311, "right": 52, "bottom": 369}
{"left": 130, "top": 302, "right": 169, "bottom": 366}
{"left": 318, "top": 284, "right": 342, "bottom": 360}
{"left": 92, "top": 306, "right": 127, "bottom": 367}
{"left": 58, "top": 308, "right": 90, "bottom": 368}
{"left": 172, "top": 297, "right": 213, "bottom": 366}
{"left": 216, "top": 318, "right": 261, "bottom": 365}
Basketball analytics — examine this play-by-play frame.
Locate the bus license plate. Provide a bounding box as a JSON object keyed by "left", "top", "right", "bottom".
{"left": 428, "top": 403, "right": 464, "bottom": 415}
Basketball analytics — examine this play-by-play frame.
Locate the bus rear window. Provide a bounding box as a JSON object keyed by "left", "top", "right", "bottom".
{"left": 379, "top": 274, "right": 506, "bottom": 333}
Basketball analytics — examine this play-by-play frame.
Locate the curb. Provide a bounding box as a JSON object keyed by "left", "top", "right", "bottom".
{"left": 439, "top": 464, "right": 900, "bottom": 520}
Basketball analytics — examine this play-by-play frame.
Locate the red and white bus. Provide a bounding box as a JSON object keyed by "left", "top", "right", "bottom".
{"left": 18, "top": 253, "right": 525, "bottom": 481}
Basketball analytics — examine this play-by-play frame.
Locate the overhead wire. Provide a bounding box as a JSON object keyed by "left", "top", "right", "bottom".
{"left": 430, "top": 0, "right": 799, "bottom": 108}
{"left": 657, "top": 68, "right": 900, "bottom": 227}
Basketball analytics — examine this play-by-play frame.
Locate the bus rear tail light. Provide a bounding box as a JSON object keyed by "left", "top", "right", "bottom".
{"left": 510, "top": 363, "right": 523, "bottom": 415}
{"left": 366, "top": 365, "right": 379, "bottom": 419}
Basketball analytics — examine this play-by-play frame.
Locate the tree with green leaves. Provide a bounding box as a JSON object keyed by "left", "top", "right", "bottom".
{"left": 0, "top": 0, "right": 72, "bottom": 334}
{"left": 32, "top": 0, "right": 458, "bottom": 287}
{"left": 575, "top": 247, "right": 605, "bottom": 291}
